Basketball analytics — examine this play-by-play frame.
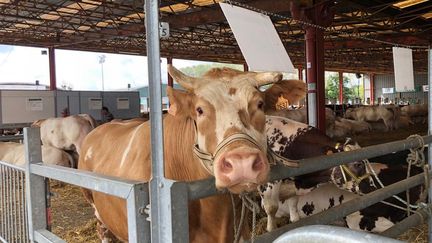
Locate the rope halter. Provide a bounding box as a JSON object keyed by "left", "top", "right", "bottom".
{"left": 339, "top": 164, "right": 371, "bottom": 185}
{"left": 193, "top": 132, "right": 265, "bottom": 175}
{"left": 193, "top": 127, "right": 299, "bottom": 175}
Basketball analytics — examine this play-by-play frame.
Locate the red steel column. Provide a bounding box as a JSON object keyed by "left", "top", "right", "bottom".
{"left": 291, "top": 1, "right": 334, "bottom": 132}
{"left": 339, "top": 71, "right": 344, "bottom": 104}
{"left": 370, "top": 73, "right": 375, "bottom": 105}
{"left": 167, "top": 57, "right": 173, "bottom": 87}
{"left": 48, "top": 47, "right": 57, "bottom": 90}
{"left": 243, "top": 63, "right": 249, "bottom": 71}
{"left": 298, "top": 67, "right": 303, "bottom": 80}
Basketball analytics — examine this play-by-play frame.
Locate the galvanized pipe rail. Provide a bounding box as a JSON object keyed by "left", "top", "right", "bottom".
{"left": 427, "top": 47, "right": 432, "bottom": 243}
{"left": 21, "top": 128, "right": 149, "bottom": 243}
{"left": 187, "top": 135, "right": 432, "bottom": 200}
{"left": 0, "top": 135, "right": 23, "bottom": 141}
{"left": 382, "top": 204, "right": 432, "bottom": 238}
{"left": 251, "top": 172, "right": 430, "bottom": 242}
{"left": 273, "top": 225, "right": 402, "bottom": 243}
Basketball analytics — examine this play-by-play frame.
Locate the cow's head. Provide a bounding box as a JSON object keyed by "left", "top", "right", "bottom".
{"left": 331, "top": 141, "right": 371, "bottom": 192}
{"left": 167, "top": 66, "right": 306, "bottom": 193}
{"left": 344, "top": 108, "right": 355, "bottom": 119}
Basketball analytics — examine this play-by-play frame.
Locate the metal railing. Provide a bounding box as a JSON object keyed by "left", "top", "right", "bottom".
{"left": 0, "top": 135, "right": 23, "bottom": 142}
{"left": 0, "top": 162, "right": 28, "bottom": 243}
{"left": 0, "top": 128, "right": 150, "bottom": 243}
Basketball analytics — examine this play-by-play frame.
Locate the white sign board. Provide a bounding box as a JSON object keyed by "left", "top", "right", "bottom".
{"left": 423, "top": 85, "right": 429, "bottom": 92}
{"left": 88, "top": 98, "right": 102, "bottom": 110}
{"left": 159, "top": 22, "right": 170, "bottom": 39}
{"left": 117, "top": 98, "right": 130, "bottom": 110}
{"left": 393, "top": 47, "right": 415, "bottom": 92}
{"left": 382, "top": 87, "right": 394, "bottom": 94}
{"left": 220, "top": 3, "right": 295, "bottom": 73}
{"left": 26, "top": 98, "right": 43, "bottom": 111}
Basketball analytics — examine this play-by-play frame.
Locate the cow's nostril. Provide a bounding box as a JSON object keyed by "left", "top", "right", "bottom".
{"left": 252, "top": 157, "right": 263, "bottom": 171}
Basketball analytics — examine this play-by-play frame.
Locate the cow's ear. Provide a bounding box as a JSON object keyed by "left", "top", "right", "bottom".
{"left": 31, "top": 119, "right": 45, "bottom": 127}
{"left": 263, "top": 80, "right": 306, "bottom": 111}
{"left": 167, "top": 87, "right": 194, "bottom": 117}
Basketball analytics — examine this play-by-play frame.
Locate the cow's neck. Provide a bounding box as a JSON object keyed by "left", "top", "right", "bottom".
{"left": 163, "top": 115, "right": 242, "bottom": 242}
{"left": 163, "top": 114, "right": 210, "bottom": 181}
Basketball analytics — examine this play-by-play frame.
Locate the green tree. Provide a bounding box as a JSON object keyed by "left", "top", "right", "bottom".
{"left": 325, "top": 74, "right": 358, "bottom": 101}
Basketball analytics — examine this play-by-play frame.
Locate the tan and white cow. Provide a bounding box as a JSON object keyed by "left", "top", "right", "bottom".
{"left": 266, "top": 107, "right": 336, "bottom": 134}
{"left": 78, "top": 66, "right": 306, "bottom": 242}
{"left": 344, "top": 106, "right": 396, "bottom": 131}
{"left": 0, "top": 141, "right": 72, "bottom": 168}
{"left": 32, "top": 114, "right": 97, "bottom": 156}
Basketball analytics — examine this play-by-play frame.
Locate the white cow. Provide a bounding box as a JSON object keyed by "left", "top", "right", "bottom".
{"left": 0, "top": 142, "right": 73, "bottom": 167}
{"left": 32, "top": 114, "right": 96, "bottom": 155}
{"left": 345, "top": 106, "right": 396, "bottom": 131}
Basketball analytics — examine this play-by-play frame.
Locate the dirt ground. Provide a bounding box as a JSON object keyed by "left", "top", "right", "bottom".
{"left": 48, "top": 123, "right": 429, "bottom": 242}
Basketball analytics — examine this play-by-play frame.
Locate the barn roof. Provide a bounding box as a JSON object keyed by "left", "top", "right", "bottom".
{"left": 0, "top": 0, "right": 431, "bottom": 73}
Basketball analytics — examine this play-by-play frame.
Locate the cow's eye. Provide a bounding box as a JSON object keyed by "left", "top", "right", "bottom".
{"left": 196, "top": 107, "right": 204, "bottom": 116}
{"left": 257, "top": 100, "right": 264, "bottom": 110}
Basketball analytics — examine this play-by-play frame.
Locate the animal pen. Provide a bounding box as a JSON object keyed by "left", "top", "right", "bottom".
{"left": 1, "top": 1, "right": 432, "bottom": 243}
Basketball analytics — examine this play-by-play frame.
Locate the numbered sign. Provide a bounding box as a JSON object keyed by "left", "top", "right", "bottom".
{"left": 159, "top": 22, "right": 170, "bottom": 39}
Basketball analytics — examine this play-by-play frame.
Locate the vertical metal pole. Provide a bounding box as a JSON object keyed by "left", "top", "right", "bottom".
{"left": 127, "top": 183, "right": 149, "bottom": 243}
{"left": 145, "top": 0, "right": 174, "bottom": 243}
{"left": 428, "top": 47, "right": 432, "bottom": 243}
{"left": 298, "top": 67, "right": 303, "bottom": 80}
{"left": 167, "top": 57, "right": 173, "bottom": 88}
{"left": 243, "top": 63, "right": 249, "bottom": 71}
{"left": 24, "top": 128, "right": 47, "bottom": 242}
{"left": 338, "top": 71, "right": 344, "bottom": 104}
{"left": 48, "top": 47, "right": 57, "bottom": 91}
{"left": 370, "top": 73, "right": 375, "bottom": 105}
{"left": 305, "top": 28, "right": 317, "bottom": 128}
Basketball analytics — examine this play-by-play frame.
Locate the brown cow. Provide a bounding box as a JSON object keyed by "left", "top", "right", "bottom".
{"left": 78, "top": 66, "right": 306, "bottom": 242}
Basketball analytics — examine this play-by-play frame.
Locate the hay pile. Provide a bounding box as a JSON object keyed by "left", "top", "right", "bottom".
{"left": 399, "top": 224, "right": 427, "bottom": 243}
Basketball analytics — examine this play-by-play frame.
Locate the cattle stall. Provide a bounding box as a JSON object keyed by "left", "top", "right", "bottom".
{"left": 1, "top": 118, "right": 431, "bottom": 242}
{"left": 1, "top": 2, "right": 432, "bottom": 243}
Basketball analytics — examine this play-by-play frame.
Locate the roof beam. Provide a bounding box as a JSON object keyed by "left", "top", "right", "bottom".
{"left": 164, "top": 0, "right": 292, "bottom": 29}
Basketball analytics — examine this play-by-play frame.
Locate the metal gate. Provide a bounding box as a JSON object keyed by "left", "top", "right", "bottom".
{"left": 0, "top": 162, "right": 28, "bottom": 243}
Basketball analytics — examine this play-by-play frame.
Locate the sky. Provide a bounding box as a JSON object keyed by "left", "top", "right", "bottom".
{"left": 0, "top": 44, "right": 215, "bottom": 91}
{"left": 0, "top": 44, "right": 363, "bottom": 92}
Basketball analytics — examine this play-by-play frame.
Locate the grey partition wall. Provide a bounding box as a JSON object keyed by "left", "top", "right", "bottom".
{"left": 102, "top": 91, "right": 140, "bottom": 119}
{"left": 79, "top": 91, "right": 102, "bottom": 120}
{"left": 55, "top": 91, "right": 80, "bottom": 116}
{"left": 0, "top": 90, "right": 56, "bottom": 126}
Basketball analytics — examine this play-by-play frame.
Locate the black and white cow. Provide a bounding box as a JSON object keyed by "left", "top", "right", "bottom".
{"left": 262, "top": 116, "right": 368, "bottom": 231}
{"left": 263, "top": 116, "right": 426, "bottom": 232}
{"left": 262, "top": 181, "right": 395, "bottom": 233}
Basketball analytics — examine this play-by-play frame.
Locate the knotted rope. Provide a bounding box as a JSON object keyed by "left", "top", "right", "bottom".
{"left": 405, "top": 135, "right": 428, "bottom": 216}
{"left": 231, "top": 193, "right": 261, "bottom": 243}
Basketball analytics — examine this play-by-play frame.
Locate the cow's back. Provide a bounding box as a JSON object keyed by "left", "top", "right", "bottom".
{"left": 79, "top": 119, "right": 151, "bottom": 180}
{"left": 0, "top": 142, "right": 72, "bottom": 167}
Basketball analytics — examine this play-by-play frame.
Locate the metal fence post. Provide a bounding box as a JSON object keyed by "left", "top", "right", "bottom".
{"left": 428, "top": 47, "right": 432, "bottom": 243}
{"left": 171, "top": 182, "right": 189, "bottom": 242}
{"left": 145, "top": 0, "right": 174, "bottom": 242}
{"left": 24, "top": 127, "right": 47, "bottom": 242}
{"left": 127, "top": 183, "right": 150, "bottom": 243}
